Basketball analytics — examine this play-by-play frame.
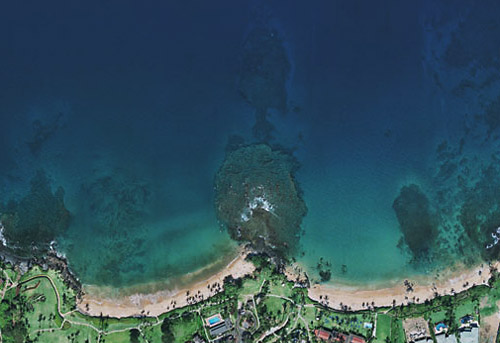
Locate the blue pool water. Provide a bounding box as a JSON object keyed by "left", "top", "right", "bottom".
{"left": 209, "top": 317, "right": 221, "bottom": 326}
{"left": 436, "top": 323, "right": 447, "bottom": 331}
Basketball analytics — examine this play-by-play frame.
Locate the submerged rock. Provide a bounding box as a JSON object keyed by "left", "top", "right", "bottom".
{"left": 214, "top": 144, "right": 306, "bottom": 259}
{"left": 458, "top": 163, "right": 500, "bottom": 259}
{"left": 238, "top": 26, "right": 291, "bottom": 141}
{"left": 0, "top": 170, "right": 70, "bottom": 257}
{"left": 393, "top": 184, "right": 438, "bottom": 257}
{"left": 238, "top": 27, "right": 290, "bottom": 114}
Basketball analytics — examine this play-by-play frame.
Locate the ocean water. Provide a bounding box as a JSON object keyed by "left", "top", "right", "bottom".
{"left": 1, "top": 0, "right": 500, "bottom": 291}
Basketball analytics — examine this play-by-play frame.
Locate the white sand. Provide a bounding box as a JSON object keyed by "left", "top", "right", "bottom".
{"left": 78, "top": 246, "right": 255, "bottom": 318}
{"left": 78, "top": 250, "right": 498, "bottom": 318}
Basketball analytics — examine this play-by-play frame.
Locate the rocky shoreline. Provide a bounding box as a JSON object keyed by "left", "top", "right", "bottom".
{"left": 0, "top": 248, "right": 83, "bottom": 300}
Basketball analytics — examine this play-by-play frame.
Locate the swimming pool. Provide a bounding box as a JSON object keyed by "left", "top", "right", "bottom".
{"left": 209, "top": 317, "right": 221, "bottom": 326}
{"left": 436, "top": 323, "right": 446, "bottom": 331}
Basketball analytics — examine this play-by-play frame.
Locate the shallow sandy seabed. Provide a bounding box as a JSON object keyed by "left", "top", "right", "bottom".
{"left": 307, "top": 261, "right": 499, "bottom": 311}
{"left": 78, "top": 249, "right": 499, "bottom": 318}
{"left": 78, "top": 245, "right": 255, "bottom": 318}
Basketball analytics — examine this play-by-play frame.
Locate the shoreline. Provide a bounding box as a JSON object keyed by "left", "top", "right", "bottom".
{"left": 77, "top": 245, "right": 499, "bottom": 318}
{"left": 77, "top": 245, "right": 255, "bottom": 318}
{"left": 306, "top": 261, "right": 498, "bottom": 311}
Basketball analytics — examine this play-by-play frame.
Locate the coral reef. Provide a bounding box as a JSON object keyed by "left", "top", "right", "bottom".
{"left": 214, "top": 144, "right": 306, "bottom": 259}
{"left": 458, "top": 162, "right": 500, "bottom": 259}
{"left": 79, "top": 172, "right": 151, "bottom": 230}
{"left": 0, "top": 170, "right": 70, "bottom": 257}
{"left": 393, "top": 184, "right": 438, "bottom": 257}
{"left": 68, "top": 172, "right": 151, "bottom": 286}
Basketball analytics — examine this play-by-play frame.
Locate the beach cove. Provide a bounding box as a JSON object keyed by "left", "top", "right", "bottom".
{"left": 76, "top": 245, "right": 498, "bottom": 319}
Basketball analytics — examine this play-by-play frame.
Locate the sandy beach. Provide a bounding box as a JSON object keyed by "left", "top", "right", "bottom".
{"left": 306, "top": 261, "right": 499, "bottom": 311}
{"left": 78, "top": 249, "right": 498, "bottom": 318}
{"left": 77, "top": 246, "right": 255, "bottom": 318}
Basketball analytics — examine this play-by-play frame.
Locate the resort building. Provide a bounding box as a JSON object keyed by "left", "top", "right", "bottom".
{"left": 314, "top": 329, "right": 332, "bottom": 341}
{"left": 204, "top": 314, "right": 233, "bottom": 338}
{"left": 313, "top": 329, "right": 365, "bottom": 343}
{"left": 331, "top": 330, "right": 348, "bottom": 343}
{"left": 210, "top": 319, "right": 232, "bottom": 337}
{"left": 205, "top": 314, "right": 224, "bottom": 328}
{"left": 348, "top": 334, "right": 366, "bottom": 343}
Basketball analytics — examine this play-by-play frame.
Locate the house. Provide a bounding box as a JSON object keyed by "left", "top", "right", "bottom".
{"left": 314, "top": 329, "right": 332, "bottom": 341}
{"left": 459, "top": 327, "right": 479, "bottom": 343}
{"left": 459, "top": 316, "right": 479, "bottom": 330}
{"left": 459, "top": 316, "right": 479, "bottom": 343}
{"left": 435, "top": 333, "right": 458, "bottom": 343}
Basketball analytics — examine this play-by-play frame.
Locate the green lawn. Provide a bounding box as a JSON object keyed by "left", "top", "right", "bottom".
{"left": 429, "top": 310, "right": 447, "bottom": 324}
{"left": 23, "top": 277, "right": 62, "bottom": 331}
{"left": 454, "top": 301, "right": 475, "bottom": 320}
{"left": 316, "top": 311, "right": 373, "bottom": 337}
{"left": 390, "top": 317, "right": 406, "bottom": 343}
{"left": 103, "top": 330, "right": 134, "bottom": 343}
{"left": 31, "top": 325, "right": 99, "bottom": 343}
{"left": 375, "top": 314, "right": 392, "bottom": 343}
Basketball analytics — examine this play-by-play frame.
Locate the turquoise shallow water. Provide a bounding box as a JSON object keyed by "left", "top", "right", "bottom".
{"left": 1, "top": 0, "right": 500, "bottom": 292}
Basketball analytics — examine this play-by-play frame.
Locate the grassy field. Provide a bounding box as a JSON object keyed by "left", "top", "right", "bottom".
{"left": 375, "top": 314, "right": 392, "bottom": 343}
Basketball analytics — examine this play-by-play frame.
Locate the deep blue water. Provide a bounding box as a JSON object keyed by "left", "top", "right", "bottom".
{"left": 1, "top": 0, "right": 500, "bottom": 290}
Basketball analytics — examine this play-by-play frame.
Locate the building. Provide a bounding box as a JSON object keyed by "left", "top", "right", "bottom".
{"left": 459, "top": 315, "right": 479, "bottom": 331}
{"left": 348, "top": 334, "right": 366, "bottom": 343}
{"left": 459, "top": 327, "right": 479, "bottom": 343}
{"left": 314, "top": 329, "right": 332, "bottom": 341}
{"left": 205, "top": 314, "right": 224, "bottom": 328}
{"left": 331, "top": 330, "right": 348, "bottom": 343}
{"left": 209, "top": 319, "right": 233, "bottom": 337}
{"left": 435, "top": 333, "right": 457, "bottom": 343}
{"left": 313, "top": 329, "right": 365, "bottom": 343}
{"left": 459, "top": 316, "right": 479, "bottom": 343}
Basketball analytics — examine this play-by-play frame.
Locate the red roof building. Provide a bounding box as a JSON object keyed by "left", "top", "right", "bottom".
{"left": 349, "top": 335, "right": 366, "bottom": 343}
{"left": 314, "top": 329, "right": 332, "bottom": 341}
{"left": 331, "top": 331, "right": 348, "bottom": 343}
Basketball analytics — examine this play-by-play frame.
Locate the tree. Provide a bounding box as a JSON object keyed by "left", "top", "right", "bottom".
{"left": 130, "top": 328, "right": 140, "bottom": 343}
{"left": 161, "top": 318, "right": 175, "bottom": 343}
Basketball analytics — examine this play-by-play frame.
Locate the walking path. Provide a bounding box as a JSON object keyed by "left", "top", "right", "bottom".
{"left": 1, "top": 273, "right": 158, "bottom": 343}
